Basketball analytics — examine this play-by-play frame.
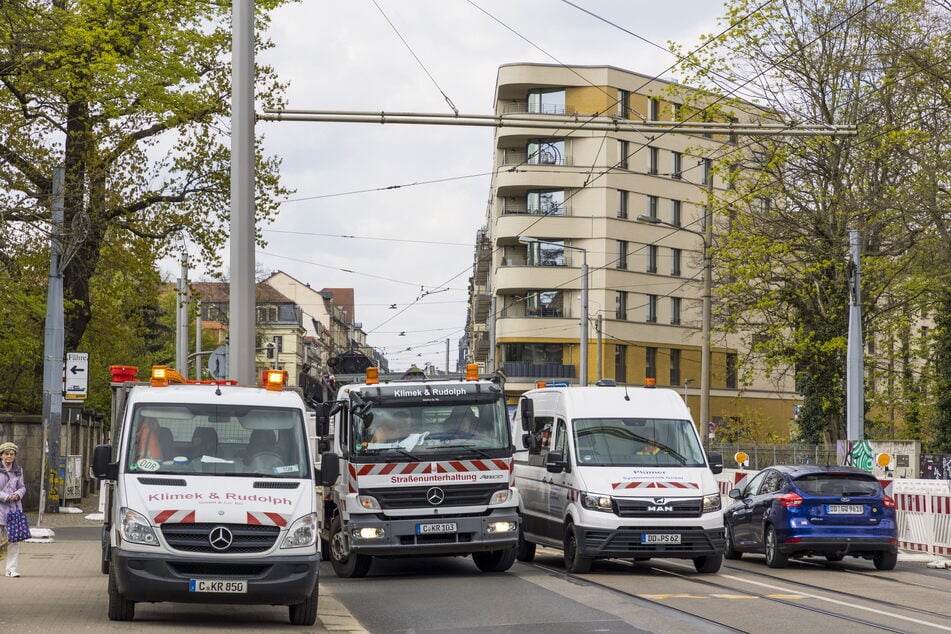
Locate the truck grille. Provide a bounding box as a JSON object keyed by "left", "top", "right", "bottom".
{"left": 363, "top": 484, "right": 507, "bottom": 509}
{"left": 584, "top": 527, "right": 724, "bottom": 554}
{"left": 615, "top": 497, "right": 703, "bottom": 518}
{"left": 161, "top": 523, "right": 280, "bottom": 554}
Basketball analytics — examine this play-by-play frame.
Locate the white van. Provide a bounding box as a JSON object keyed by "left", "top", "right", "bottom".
{"left": 513, "top": 382, "right": 725, "bottom": 573}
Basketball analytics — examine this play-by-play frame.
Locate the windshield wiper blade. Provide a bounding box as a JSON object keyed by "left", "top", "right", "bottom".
{"left": 381, "top": 447, "right": 420, "bottom": 460}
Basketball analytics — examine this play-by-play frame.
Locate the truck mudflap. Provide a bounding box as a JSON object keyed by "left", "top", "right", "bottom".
{"left": 577, "top": 525, "right": 725, "bottom": 560}
{"left": 345, "top": 509, "right": 519, "bottom": 557}
{"left": 112, "top": 549, "right": 319, "bottom": 605}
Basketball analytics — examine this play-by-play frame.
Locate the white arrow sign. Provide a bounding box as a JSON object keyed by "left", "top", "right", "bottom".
{"left": 64, "top": 352, "right": 89, "bottom": 400}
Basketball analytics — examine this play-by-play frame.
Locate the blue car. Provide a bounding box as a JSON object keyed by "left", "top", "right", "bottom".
{"left": 723, "top": 465, "right": 898, "bottom": 570}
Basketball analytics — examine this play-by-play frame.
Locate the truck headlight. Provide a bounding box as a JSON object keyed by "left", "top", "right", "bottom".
{"left": 490, "top": 489, "right": 511, "bottom": 505}
{"left": 580, "top": 492, "right": 614, "bottom": 513}
{"left": 703, "top": 493, "right": 722, "bottom": 513}
{"left": 281, "top": 512, "right": 318, "bottom": 549}
{"left": 357, "top": 495, "right": 381, "bottom": 510}
{"left": 119, "top": 507, "right": 160, "bottom": 546}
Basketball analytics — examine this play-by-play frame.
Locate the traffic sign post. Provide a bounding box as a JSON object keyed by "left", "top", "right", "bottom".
{"left": 63, "top": 352, "right": 89, "bottom": 401}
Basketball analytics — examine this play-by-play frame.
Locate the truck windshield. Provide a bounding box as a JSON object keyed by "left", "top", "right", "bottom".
{"left": 126, "top": 403, "right": 310, "bottom": 478}
{"left": 351, "top": 397, "right": 509, "bottom": 457}
{"left": 572, "top": 417, "right": 706, "bottom": 467}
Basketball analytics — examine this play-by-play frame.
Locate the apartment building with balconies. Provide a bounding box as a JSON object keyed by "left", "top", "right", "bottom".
{"left": 465, "top": 63, "right": 800, "bottom": 436}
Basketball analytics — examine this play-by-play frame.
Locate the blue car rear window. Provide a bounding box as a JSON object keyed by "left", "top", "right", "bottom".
{"left": 793, "top": 474, "right": 882, "bottom": 497}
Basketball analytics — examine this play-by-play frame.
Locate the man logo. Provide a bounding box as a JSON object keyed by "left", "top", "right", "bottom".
{"left": 426, "top": 487, "right": 445, "bottom": 506}
{"left": 208, "top": 526, "right": 234, "bottom": 551}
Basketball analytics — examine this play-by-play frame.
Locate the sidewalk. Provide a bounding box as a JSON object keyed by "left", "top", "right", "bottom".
{"left": 9, "top": 493, "right": 366, "bottom": 633}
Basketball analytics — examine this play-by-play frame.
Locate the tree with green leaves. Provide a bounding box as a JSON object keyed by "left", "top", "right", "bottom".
{"left": 0, "top": 0, "right": 293, "bottom": 365}
{"left": 672, "top": 0, "right": 948, "bottom": 442}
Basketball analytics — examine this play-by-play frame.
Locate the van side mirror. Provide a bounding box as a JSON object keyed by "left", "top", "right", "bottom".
{"left": 92, "top": 444, "right": 118, "bottom": 480}
{"left": 520, "top": 398, "right": 534, "bottom": 432}
{"left": 521, "top": 433, "right": 537, "bottom": 452}
{"left": 707, "top": 451, "right": 724, "bottom": 474}
{"left": 314, "top": 401, "right": 333, "bottom": 437}
{"left": 319, "top": 452, "right": 340, "bottom": 486}
{"left": 546, "top": 450, "right": 567, "bottom": 473}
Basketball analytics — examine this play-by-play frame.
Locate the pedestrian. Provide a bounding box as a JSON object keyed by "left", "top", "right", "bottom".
{"left": 0, "top": 441, "right": 26, "bottom": 577}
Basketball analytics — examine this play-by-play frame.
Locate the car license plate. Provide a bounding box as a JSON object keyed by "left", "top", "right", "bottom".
{"left": 641, "top": 533, "right": 681, "bottom": 544}
{"left": 416, "top": 522, "right": 457, "bottom": 535}
{"left": 827, "top": 504, "right": 864, "bottom": 514}
{"left": 189, "top": 579, "right": 247, "bottom": 593}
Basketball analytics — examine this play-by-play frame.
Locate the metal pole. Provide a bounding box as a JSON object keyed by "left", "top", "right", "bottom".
{"left": 847, "top": 229, "right": 864, "bottom": 441}
{"left": 580, "top": 251, "right": 589, "bottom": 387}
{"left": 42, "top": 166, "right": 66, "bottom": 516}
{"left": 176, "top": 258, "right": 188, "bottom": 374}
{"left": 230, "top": 0, "right": 255, "bottom": 383}
{"left": 596, "top": 314, "right": 603, "bottom": 382}
{"left": 194, "top": 300, "right": 202, "bottom": 380}
{"left": 700, "top": 162, "right": 713, "bottom": 441}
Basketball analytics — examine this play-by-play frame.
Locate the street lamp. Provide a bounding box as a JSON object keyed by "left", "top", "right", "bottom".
{"left": 636, "top": 213, "right": 712, "bottom": 433}
{"left": 518, "top": 236, "right": 589, "bottom": 386}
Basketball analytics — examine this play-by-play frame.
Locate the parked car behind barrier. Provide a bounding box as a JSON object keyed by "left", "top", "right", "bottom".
{"left": 723, "top": 464, "right": 898, "bottom": 570}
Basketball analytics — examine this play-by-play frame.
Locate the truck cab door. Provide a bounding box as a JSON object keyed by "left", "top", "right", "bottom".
{"left": 545, "top": 419, "right": 571, "bottom": 535}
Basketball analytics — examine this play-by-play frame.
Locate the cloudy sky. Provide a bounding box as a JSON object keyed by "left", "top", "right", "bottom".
{"left": 245, "top": 0, "right": 727, "bottom": 372}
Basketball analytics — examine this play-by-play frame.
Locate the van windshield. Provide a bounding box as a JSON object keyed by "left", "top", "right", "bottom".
{"left": 126, "top": 403, "right": 310, "bottom": 478}
{"left": 572, "top": 418, "right": 706, "bottom": 467}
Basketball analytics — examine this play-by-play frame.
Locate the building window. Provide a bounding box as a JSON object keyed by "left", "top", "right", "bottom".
{"left": 618, "top": 89, "right": 631, "bottom": 117}
{"left": 503, "top": 342, "right": 564, "bottom": 364}
{"left": 672, "top": 151, "right": 683, "bottom": 179}
{"left": 647, "top": 295, "right": 657, "bottom": 322}
{"left": 616, "top": 291, "right": 628, "bottom": 320}
{"left": 256, "top": 305, "right": 278, "bottom": 323}
{"left": 527, "top": 139, "right": 564, "bottom": 165}
{"left": 528, "top": 88, "right": 566, "bottom": 115}
{"left": 672, "top": 248, "right": 682, "bottom": 276}
{"left": 525, "top": 240, "right": 565, "bottom": 266}
{"left": 649, "top": 146, "right": 659, "bottom": 175}
{"left": 649, "top": 97, "right": 660, "bottom": 121}
{"left": 615, "top": 345, "right": 628, "bottom": 383}
{"left": 617, "top": 189, "right": 629, "bottom": 219}
{"left": 526, "top": 291, "right": 564, "bottom": 318}
{"left": 646, "top": 347, "right": 657, "bottom": 379}
{"left": 726, "top": 353, "right": 738, "bottom": 389}
{"left": 619, "top": 140, "right": 629, "bottom": 170}
{"left": 672, "top": 103, "right": 683, "bottom": 121}
{"left": 647, "top": 245, "right": 658, "bottom": 273}
{"left": 671, "top": 297, "right": 681, "bottom": 324}
{"left": 671, "top": 199, "right": 682, "bottom": 226}
{"left": 617, "top": 240, "right": 628, "bottom": 270}
{"left": 670, "top": 349, "right": 681, "bottom": 386}
{"left": 527, "top": 190, "right": 565, "bottom": 216}
{"left": 647, "top": 195, "right": 658, "bottom": 219}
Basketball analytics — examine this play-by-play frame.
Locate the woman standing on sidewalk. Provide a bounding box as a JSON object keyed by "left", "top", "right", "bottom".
{"left": 0, "top": 441, "right": 26, "bottom": 577}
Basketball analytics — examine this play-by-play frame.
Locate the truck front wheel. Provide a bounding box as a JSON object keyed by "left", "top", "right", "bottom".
{"left": 329, "top": 516, "right": 372, "bottom": 578}
{"left": 564, "top": 522, "right": 593, "bottom": 573}
{"left": 107, "top": 561, "right": 135, "bottom": 621}
{"left": 288, "top": 578, "right": 319, "bottom": 626}
{"left": 472, "top": 547, "right": 517, "bottom": 572}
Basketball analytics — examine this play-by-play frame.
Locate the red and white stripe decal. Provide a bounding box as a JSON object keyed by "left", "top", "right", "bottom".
{"left": 152, "top": 509, "right": 195, "bottom": 524}
{"left": 612, "top": 480, "right": 700, "bottom": 490}
{"left": 246, "top": 511, "right": 288, "bottom": 527}
{"left": 348, "top": 458, "right": 512, "bottom": 493}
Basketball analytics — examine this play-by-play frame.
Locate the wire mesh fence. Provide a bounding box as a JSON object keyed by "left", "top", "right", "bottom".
{"left": 710, "top": 443, "right": 838, "bottom": 471}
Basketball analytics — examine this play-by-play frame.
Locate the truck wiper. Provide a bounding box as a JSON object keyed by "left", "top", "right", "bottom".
{"left": 434, "top": 444, "right": 493, "bottom": 458}
{"left": 381, "top": 447, "right": 420, "bottom": 460}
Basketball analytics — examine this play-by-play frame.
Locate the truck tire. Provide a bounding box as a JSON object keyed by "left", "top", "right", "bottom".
{"left": 516, "top": 528, "right": 536, "bottom": 562}
{"left": 563, "top": 522, "right": 593, "bottom": 573}
{"left": 100, "top": 526, "right": 111, "bottom": 574}
{"left": 693, "top": 553, "right": 723, "bottom": 573}
{"left": 107, "top": 562, "right": 136, "bottom": 621}
{"left": 472, "top": 547, "right": 517, "bottom": 573}
{"left": 288, "top": 578, "right": 319, "bottom": 626}
{"left": 329, "top": 515, "right": 372, "bottom": 578}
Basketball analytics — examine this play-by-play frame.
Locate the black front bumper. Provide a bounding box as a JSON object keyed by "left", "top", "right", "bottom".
{"left": 577, "top": 525, "right": 725, "bottom": 559}
{"left": 112, "top": 548, "right": 318, "bottom": 605}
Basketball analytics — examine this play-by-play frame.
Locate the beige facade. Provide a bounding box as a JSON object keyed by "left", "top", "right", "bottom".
{"left": 465, "top": 64, "right": 800, "bottom": 437}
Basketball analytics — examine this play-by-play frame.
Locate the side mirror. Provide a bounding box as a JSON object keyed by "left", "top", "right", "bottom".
{"left": 521, "top": 433, "right": 537, "bottom": 452}
{"left": 728, "top": 487, "right": 743, "bottom": 500}
{"left": 707, "top": 451, "right": 724, "bottom": 474}
{"left": 519, "top": 398, "right": 534, "bottom": 432}
{"left": 319, "top": 452, "right": 340, "bottom": 486}
{"left": 546, "top": 450, "right": 567, "bottom": 473}
{"left": 315, "top": 401, "right": 333, "bottom": 437}
{"left": 92, "top": 444, "right": 118, "bottom": 480}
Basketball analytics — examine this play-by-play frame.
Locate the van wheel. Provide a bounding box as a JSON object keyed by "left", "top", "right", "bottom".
{"left": 107, "top": 563, "right": 135, "bottom": 621}
{"left": 874, "top": 550, "right": 898, "bottom": 571}
{"left": 564, "top": 522, "right": 593, "bottom": 573}
{"left": 516, "top": 528, "right": 536, "bottom": 562}
{"left": 288, "top": 578, "right": 319, "bottom": 626}
{"left": 329, "top": 516, "right": 372, "bottom": 578}
{"left": 472, "top": 547, "right": 517, "bottom": 572}
{"left": 723, "top": 525, "right": 742, "bottom": 560}
{"left": 764, "top": 526, "right": 788, "bottom": 568}
{"left": 693, "top": 553, "right": 723, "bottom": 573}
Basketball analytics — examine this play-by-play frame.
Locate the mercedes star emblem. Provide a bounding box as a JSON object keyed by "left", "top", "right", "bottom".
{"left": 208, "top": 526, "right": 234, "bottom": 551}
{"left": 426, "top": 487, "right": 445, "bottom": 506}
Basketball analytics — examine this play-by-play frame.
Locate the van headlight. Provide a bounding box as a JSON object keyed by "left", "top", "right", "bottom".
{"left": 580, "top": 492, "right": 614, "bottom": 513}
{"left": 282, "top": 512, "right": 318, "bottom": 549}
{"left": 703, "top": 493, "right": 722, "bottom": 513}
{"left": 119, "top": 507, "right": 160, "bottom": 546}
